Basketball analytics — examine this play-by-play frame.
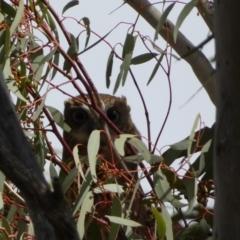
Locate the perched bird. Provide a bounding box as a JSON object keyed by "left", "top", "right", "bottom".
{"left": 62, "top": 94, "right": 154, "bottom": 239}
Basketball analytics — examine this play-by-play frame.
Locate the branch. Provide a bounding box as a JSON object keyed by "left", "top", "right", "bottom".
{"left": 0, "top": 70, "right": 80, "bottom": 240}
{"left": 196, "top": 0, "right": 214, "bottom": 33}
{"left": 126, "top": 0, "right": 216, "bottom": 105}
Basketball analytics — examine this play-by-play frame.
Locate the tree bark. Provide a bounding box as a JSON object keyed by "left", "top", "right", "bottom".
{"left": 214, "top": 0, "right": 240, "bottom": 239}
{"left": 126, "top": 0, "right": 216, "bottom": 105}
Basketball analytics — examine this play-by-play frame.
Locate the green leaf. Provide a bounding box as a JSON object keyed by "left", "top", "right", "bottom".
{"left": 154, "top": 3, "right": 176, "bottom": 41}
{"left": 73, "top": 145, "right": 86, "bottom": 181}
{"left": 147, "top": 54, "right": 164, "bottom": 85}
{"left": 106, "top": 50, "right": 114, "bottom": 88}
{"left": 62, "top": 0, "right": 79, "bottom": 14}
{"left": 151, "top": 207, "right": 166, "bottom": 240}
{"left": 63, "top": 32, "right": 79, "bottom": 73}
{"left": 154, "top": 168, "right": 187, "bottom": 208}
{"left": 49, "top": 162, "right": 58, "bottom": 179}
{"left": 173, "top": 0, "right": 199, "bottom": 43}
{"left": 29, "top": 41, "right": 44, "bottom": 82}
{"left": 72, "top": 169, "right": 92, "bottom": 215}
{"left": 32, "top": 93, "right": 47, "bottom": 121}
{"left": 170, "top": 139, "right": 195, "bottom": 150}
{"left": 9, "top": 0, "right": 24, "bottom": 35}
{"left": 122, "top": 33, "right": 136, "bottom": 58}
{"left": 0, "top": 171, "right": 5, "bottom": 210}
{"left": 131, "top": 53, "right": 158, "bottom": 65}
{"left": 188, "top": 113, "right": 200, "bottom": 158}
{"left": 82, "top": 17, "right": 90, "bottom": 48}
{"left": 109, "top": 196, "right": 122, "bottom": 240}
{"left": 114, "top": 134, "right": 136, "bottom": 156}
{"left": 182, "top": 177, "right": 197, "bottom": 215}
{"left": 123, "top": 155, "right": 144, "bottom": 164}
{"left": 128, "top": 138, "right": 151, "bottom": 162}
{"left": 161, "top": 203, "right": 174, "bottom": 240}
{"left": 2, "top": 217, "right": 12, "bottom": 240}
{"left": 122, "top": 52, "right": 132, "bottom": 86}
{"left": 62, "top": 167, "right": 78, "bottom": 193}
{"left": 94, "top": 184, "right": 124, "bottom": 194}
{"left": 77, "top": 191, "right": 94, "bottom": 240}
{"left": 113, "top": 64, "right": 123, "bottom": 94}
{"left": 46, "top": 105, "right": 71, "bottom": 132}
{"left": 148, "top": 154, "right": 164, "bottom": 163}
{"left": 105, "top": 216, "right": 142, "bottom": 227}
{"left": 87, "top": 130, "right": 100, "bottom": 182}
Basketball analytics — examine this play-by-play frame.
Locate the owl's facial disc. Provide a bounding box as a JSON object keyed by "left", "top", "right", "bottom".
{"left": 71, "top": 109, "right": 88, "bottom": 125}
{"left": 106, "top": 107, "right": 120, "bottom": 123}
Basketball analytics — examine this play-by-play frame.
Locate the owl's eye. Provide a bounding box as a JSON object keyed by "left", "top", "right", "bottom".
{"left": 107, "top": 108, "right": 120, "bottom": 123}
{"left": 72, "top": 109, "right": 88, "bottom": 124}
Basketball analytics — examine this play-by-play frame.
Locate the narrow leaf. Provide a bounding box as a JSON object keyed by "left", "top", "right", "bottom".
{"left": 161, "top": 203, "right": 174, "bottom": 240}
{"left": 128, "top": 138, "right": 151, "bottom": 162}
{"left": 9, "top": 0, "right": 24, "bottom": 35}
{"left": 173, "top": 0, "right": 199, "bottom": 43}
{"left": 131, "top": 53, "right": 158, "bottom": 65}
{"left": 62, "top": 0, "right": 79, "bottom": 14}
{"left": 46, "top": 106, "right": 71, "bottom": 132}
{"left": 94, "top": 184, "right": 124, "bottom": 194}
{"left": 109, "top": 196, "right": 122, "bottom": 240}
{"left": 73, "top": 145, "right": 86, "bottom": 181}
{"left": 82, "top": 17, "right": 90, "bottom": 48}
{"left": 147, "top": 54, "right": 164, "bottom": 85}
{"left": 77, "top": 191, "right": 94, "bottom": 240}
{"left": 114, "top": 134, "right": 135, "bottom": 156}
{"left": 154, "top": 3, "right": 176, "bottom": 41}
{"left": 87, "top": 130, "right": 100, "bottom": 182}
{"left": 105, "top": 216, "right": 142, "bottom": 227}
{"left": 106, "top": 50, "right": 114, "bottom": 88}
{"left": 182, "top": 177, "right": 198, "bottom": 215}
{"left": 152, "top": 207, "right": 166, "bottom": 240}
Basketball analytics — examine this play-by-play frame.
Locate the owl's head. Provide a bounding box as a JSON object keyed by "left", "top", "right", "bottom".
{"left": 63, "top": 94, "right": 139, "bottom": 158}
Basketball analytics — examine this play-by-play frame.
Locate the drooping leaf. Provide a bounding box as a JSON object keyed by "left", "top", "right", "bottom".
{"left": 94, "top": 184, "right": 124, "bottom": 194}
{"left": 0, "top": 171, "right": 5, "bottom": 210}
{"left": 87, "top": 130, "right": 100, "bottom": 182}
{"left": 182, "top": 177, "right": 197, "bottom": 215}
{"left": 173, "top": 0, "right": 199, "bottom": 43}
{"left": 161, "top": 203, "right": 174, "bottom": 240}
{"left": 114, "top": 134, "right": 135, "bottom": 156}
{"left": 63, "top": 32, "right": 79, "bottom": 73}
{"left": 122, "top": 33, "right": 136, "bottom": 58}
{"left": 46, "top": 105, "right": 71, "bottom": 132}
{"left": 170, "top": 139, "right": 195, "bottom": 150}
{"left": 128, "top": 138, "right": 151, "bottom": 162}
{"left": 109, "top": 196, "right": 122, "bottom": 240}
{"left": 62, "top": 167, "right": 78, "bottom": 193}
{"left": 106, "top": 50, "right": 114, "bottom": 88}
{"left": 62, "top": 0, "right": 79, "bottom": 14}
{"left": 122, "top": 52, "right": 132, "bottom": 86}
{"left": 154, "top": 2, "right": 176, "bottom": 41}
{"left": 154, "top": 168, "right": 187, "bottom": 208}
{"left": 131, "top": 53, "right": 158, "bottom": 65}
{"left": 147, "top": 54, "right": 164, "bottom": 85}
{"left": 73, "top": 145, "right": 86, "bottom": 181}
{"left": 9, "top": 0, "right": 24, "bottom": 35}
{"left": 151, "top": 207, "right": 166, "bottom": 240}
{"left": 105, "top": 216, "right": 142, "bottom": 227}
{"left": 82, "top": 17, "right": 90, "bottom": 48}
{"left": 2, "top": 217, "right": 12, "bottom": 240}
{"left": 113, "top": 64, "right": 123, "bottom": 94}
{"left": 77, "top": 191, "right": 94, "bottom": 240}
{"left": 49, "top": 162, "right": 58, "bottom": 179}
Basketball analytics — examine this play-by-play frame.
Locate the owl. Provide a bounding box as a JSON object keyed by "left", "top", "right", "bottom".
{"left": 62, "top": 94, "right": 154, "bottom": 239}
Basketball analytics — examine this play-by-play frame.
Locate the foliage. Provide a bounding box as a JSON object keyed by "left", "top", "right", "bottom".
{"left": 0, "top": 0, "right": 214, "bottom": 239}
